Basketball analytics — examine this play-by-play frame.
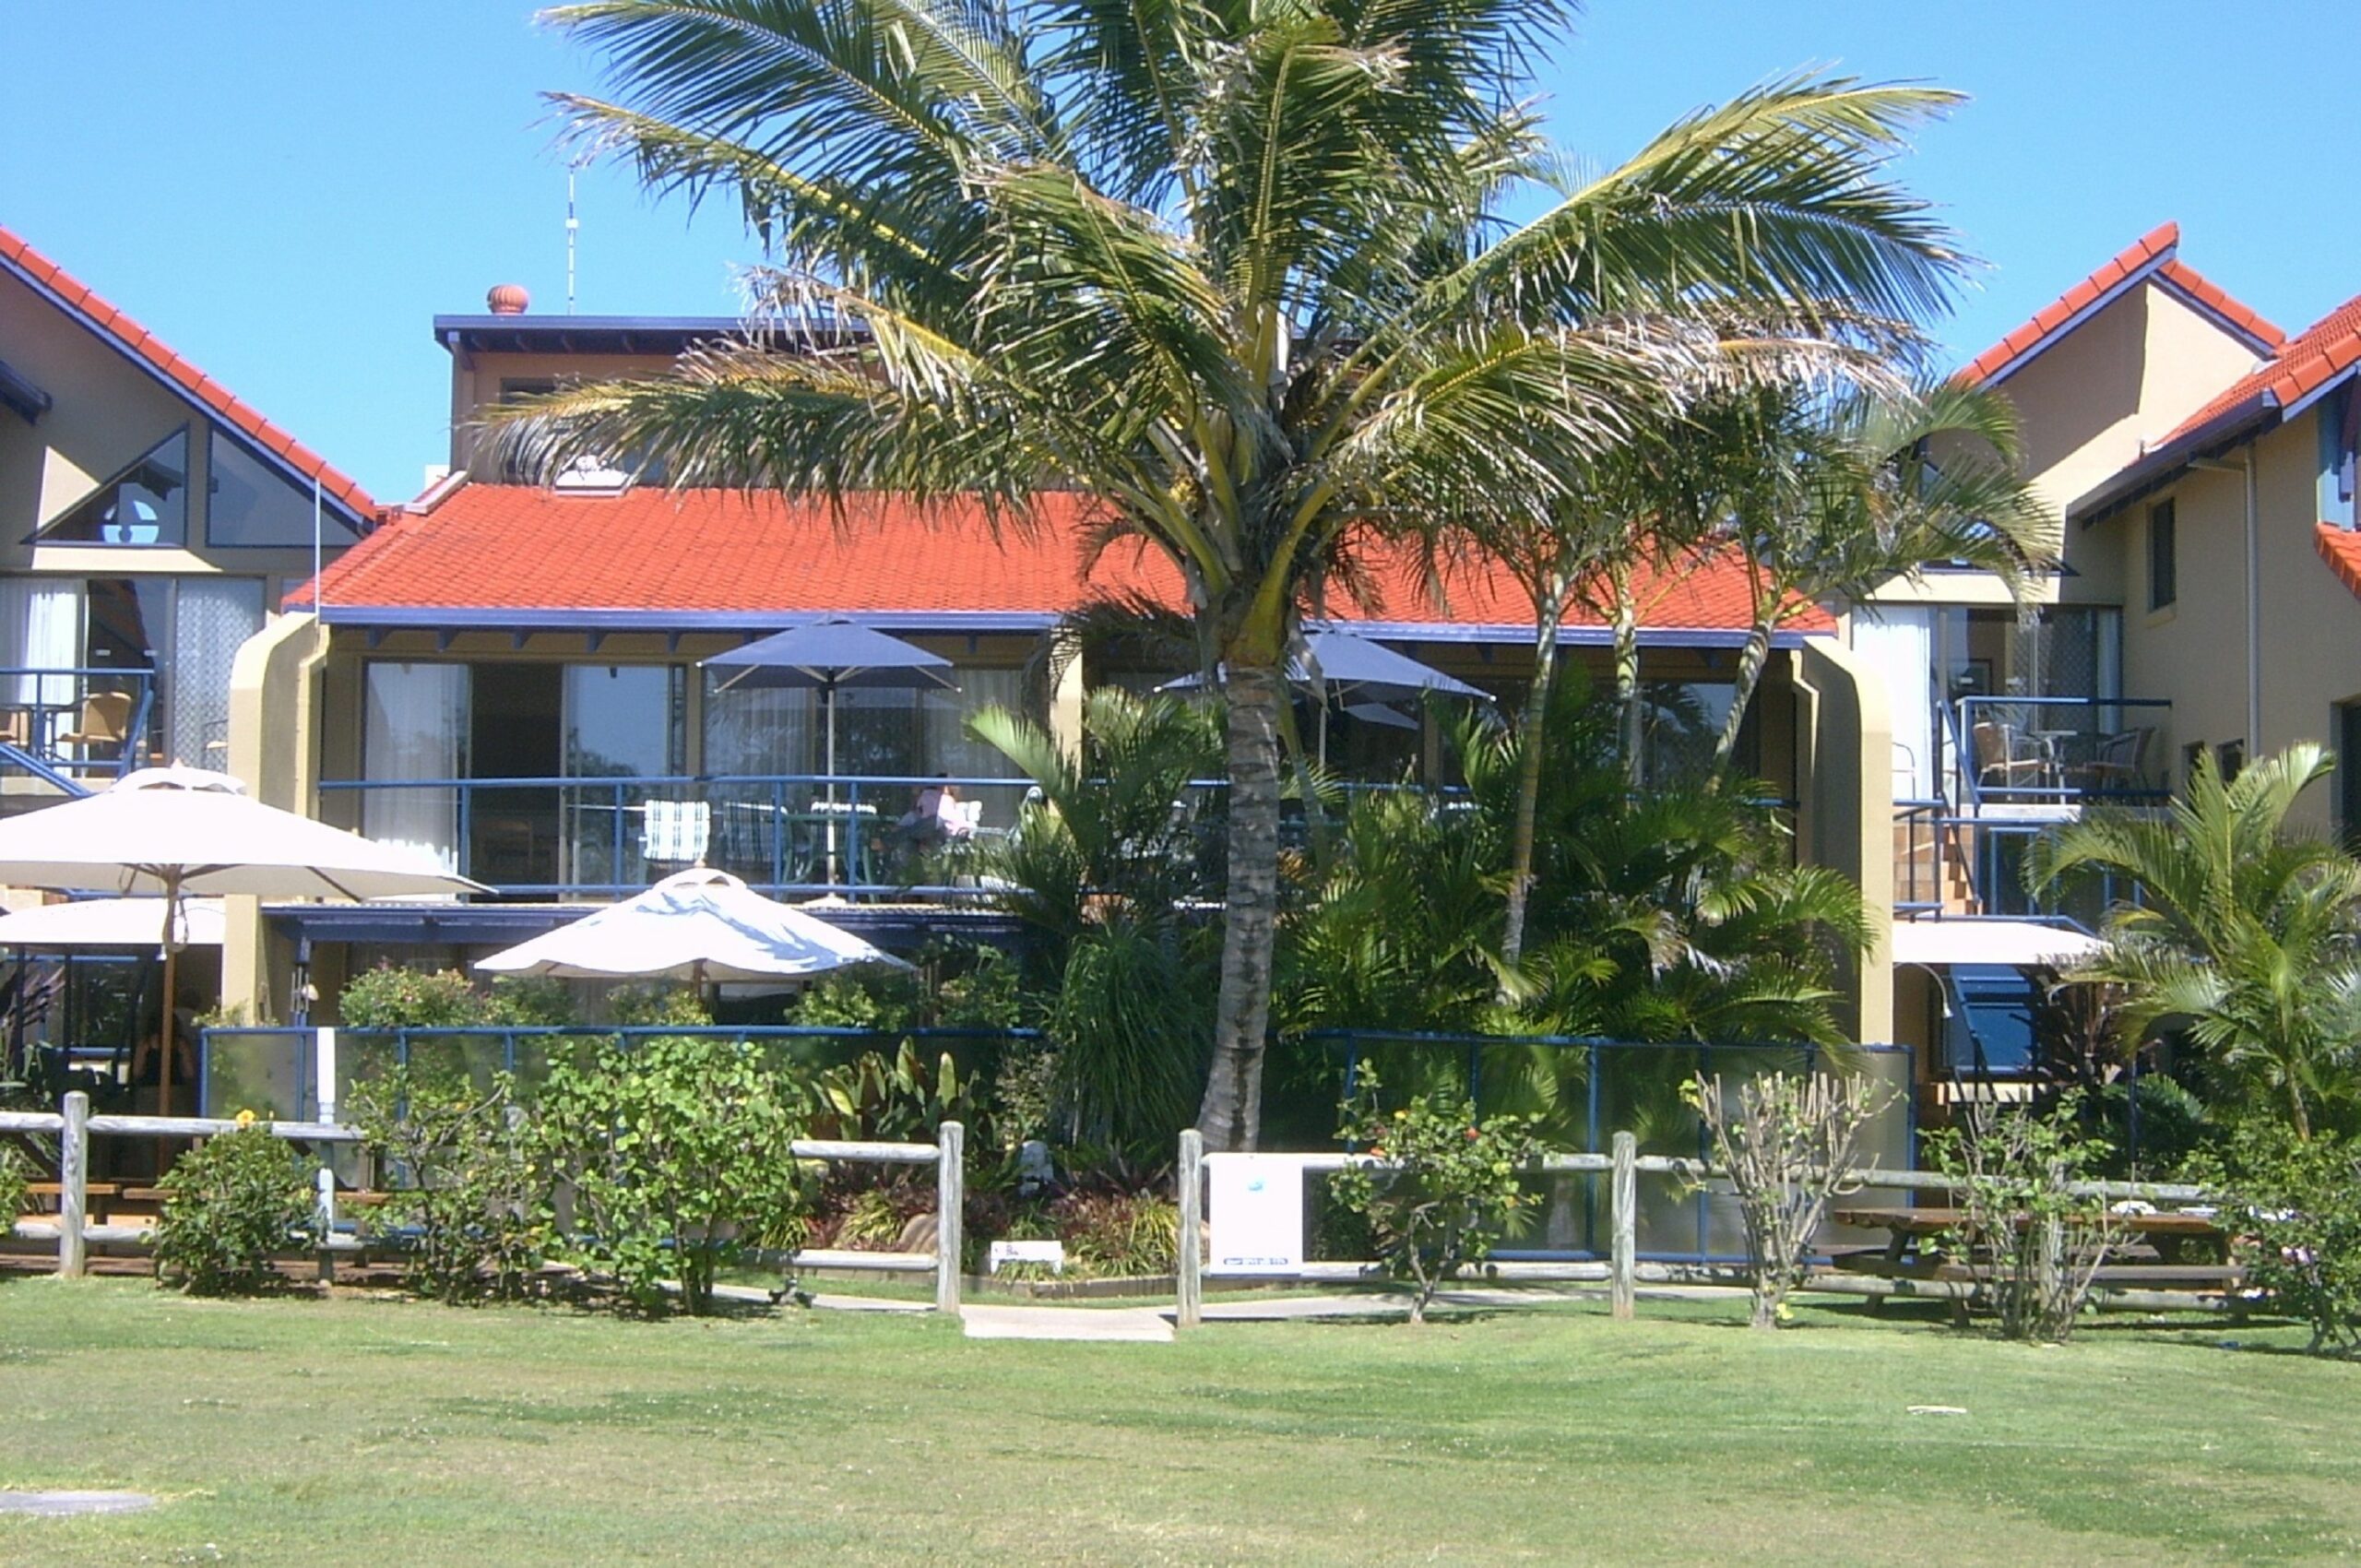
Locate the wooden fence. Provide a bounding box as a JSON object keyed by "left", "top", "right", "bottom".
{"left": 2, "top": 1092, "right": 967, "bottom": 1315}
{"left": 1172, "top": 1129, "right": 2219, "bottom": 1327}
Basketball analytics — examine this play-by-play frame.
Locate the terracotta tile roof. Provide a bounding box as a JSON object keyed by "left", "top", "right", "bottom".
{"left": 2155, "top": 291, "right": 2361, "bottom": 447}
{"left": 1960, "top": 223, "right": 2284, "bottom": 388}
{"left": 0, "top": 225, "right": 377, "bottom": 521}
{"left": 2317, "top": 523, "right": 2361, "bottom": 602}
{"left": 1960, "top": 223, "right": 2182, "bottom": 386}
{"left": 293, "top": 483, "right": 1828, "bottom": 637}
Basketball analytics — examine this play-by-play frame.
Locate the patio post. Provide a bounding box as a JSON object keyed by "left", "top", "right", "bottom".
{"left": 1176, "top": 1128, "right": 1204, "bottom": 1328}
{"left": 57, "top": 1089, "right": 88, "bottom": 1278}
{"left": 1609, "top": 1130, "right": 1635, "bottom": 1322}
{"left": 935, "top": 1119, "right": 964, "bottom": 1316}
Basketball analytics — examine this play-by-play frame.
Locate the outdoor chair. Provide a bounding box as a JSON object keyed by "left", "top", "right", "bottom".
{"left": 641, "top": 800, "right": 712, "bottom": 865}
{"left": 2079, "top": 727, "right": 2153, "bottom": 795}
{"left": 55, "top": 692, "right": 133, "bottom": 764}
{"left": 1971, "top": 720, "right": 2048, "bottom": 792}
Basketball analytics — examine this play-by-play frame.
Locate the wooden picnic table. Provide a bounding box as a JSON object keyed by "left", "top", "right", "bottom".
{"left": 1834, "top": 1206, "right": 2225, "bottom": 1239}
{"left": 1832, "top": 1205, "right": 2236, "bottom": 1315}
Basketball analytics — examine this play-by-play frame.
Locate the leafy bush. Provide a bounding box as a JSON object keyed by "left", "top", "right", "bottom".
{"left": 1052, "top": 1189, "right": 1179, "bottom": 1278}
{"left": 539, "top": 1036, "right": 813, "bottom": 1314}
{"left": 350, "top": 1070, "right": 551, "bottom": 1304}
{"left": 808, "top": 1039, "right": 981, "bottom": 1145}
{"left": 1688, "top": 1071, "right": 1886, "bottom": 1330}
{"left": 2198, "top": 1130, "right": 2361, "bottom": 1357}
{"left": 1923, "top": 1098, "right": 2120, "bottom": 1343}
{"left": 0, "top": 1144, "right": 27, "bottom": 1226}
{"left": 339, "top": 966, "right": 500, "bottom": 1030}
{"left": 1329, "top": 1068, "right": 1541, "bottom": 1323}
{"left": 152, "top": 1123, "right": 320, "bottom": 1295}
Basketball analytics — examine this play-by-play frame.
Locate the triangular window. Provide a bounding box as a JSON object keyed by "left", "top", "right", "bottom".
{"left": 207, "top": 429, "right": 362, "bottom": 548}
{"left": 35, "top": 428, "right": 189, "bottom": 546}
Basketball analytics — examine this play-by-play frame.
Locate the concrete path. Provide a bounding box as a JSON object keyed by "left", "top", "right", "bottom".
{"left": 1192, "top": 1284, "right": 1750, "bottom": 1322}
{"left": 960, "top": 1303, "right": 1175, "bottom": 1342}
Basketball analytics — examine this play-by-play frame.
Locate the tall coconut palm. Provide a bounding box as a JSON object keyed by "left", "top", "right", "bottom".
{"left": 487, "top": 0, "right": 1967, "bottom": 1146}
{"left": 2027, "top": 744, "right": 2361, "bottom": 1140}
{"left": 1696, "top": 377, "right": 2059, "bottom": 767}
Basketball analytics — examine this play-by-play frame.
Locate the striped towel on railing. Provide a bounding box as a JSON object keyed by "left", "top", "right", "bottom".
{"left": 642, "top": 800, "right": 711, "bottom": 863}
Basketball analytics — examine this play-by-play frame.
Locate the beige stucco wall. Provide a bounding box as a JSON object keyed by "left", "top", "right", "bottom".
{"left": 445, "top": 349, "right": 685, "bottom": 472}
{"left": 1793, "top": 637, "right": 1894, "bottom": 1045}
{"left": 219, "top": 612, "right": 332, "bottom": 1022}
{"left": 2106, "top": 410, "right": 2361, "bottom": 835}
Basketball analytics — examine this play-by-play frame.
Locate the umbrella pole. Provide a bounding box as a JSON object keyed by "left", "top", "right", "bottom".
{"left": 157, "top": 882, "right": 180, "bottom": 1172}
{"left": 824, "top": 679, "right": 840, "bottom": 885}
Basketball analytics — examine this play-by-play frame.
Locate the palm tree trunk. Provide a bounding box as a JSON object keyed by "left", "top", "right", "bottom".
{"left": 1198, "top": 661, "right": 1284, "bottom": 1150}
{"left": 1713, "top": 618, "right": 1775, "bottom": 770}
{"left": 1611, "top": 573, "right": 1643, "bottom": 789}
{"left": 1503, "top": 588, "right": 1565, "bottom": 970}
{"left": 2288, "top": 1077, "right": 2312, "bottom": 1142}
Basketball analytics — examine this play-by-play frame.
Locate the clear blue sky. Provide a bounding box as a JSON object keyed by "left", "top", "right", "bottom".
{"left": 5, "top": 1, "right": 2353, "bottom": 504}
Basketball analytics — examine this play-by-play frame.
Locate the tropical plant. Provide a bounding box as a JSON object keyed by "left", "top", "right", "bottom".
{"left": 538, "top": 1035, "right": 813, "bottom": 1314}
{"left": 807, "top": 1038, "right": 982, "bottom": 1145}
{"left": 151, "top": 1122, "right": 321, "bottom": 1296}
{"left": 1692, "top": 378, "right": 2058, "bottom": 766}
{"left": 0, "top": 1144, "right": 28, "bottom": 1229}
{"left": 2194, "top": 1126, "right": 2361, "bottom": 1358}
{"left": 1686, "top": 1071, "right": 1885, "bottom": 1329}
{"left": 1330, "top": 1066, "right": 1540, "bottom": 1324}
{"left": 349, "top": 1069, "right": 552, "bottom": 1305}
{"left": 1922, "top": 1097, "right": 2119, "bottom": 1343}
{"left": 2028, "top": 743, "right": 2361, "bottom": 1140}
{"left": 487, "top": 0, "right": 1971, "bottom": 1146}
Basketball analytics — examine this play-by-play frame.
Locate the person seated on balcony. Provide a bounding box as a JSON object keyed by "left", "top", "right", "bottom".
{"left": 894, "top": 778, "right": 963, "bottom": 855}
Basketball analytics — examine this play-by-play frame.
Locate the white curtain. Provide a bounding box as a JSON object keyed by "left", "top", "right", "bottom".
{"left": 1852, "top": 610, "right": 1936, "bottom": 802}
{"left": 924, "top": 668, "right": 1026, "bottom": 778}
{"left": 363, "top": 662, "right": 468, "bottom": 872}
{"left": 169, "top": 577, "right": 264, "bottom": 770}
{"left": 0, "top": 577, "right": 83, "bottom": 712}
{"left": 702, "top": 679, "right": 815, "bottom": 777}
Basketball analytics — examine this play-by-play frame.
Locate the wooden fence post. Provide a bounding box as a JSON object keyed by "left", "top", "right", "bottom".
{"left": 57, "top": 1090, "right": 89, "bottom": 1280}
{"left": 935, "top": 1120, "right": 964, "bottom": 1317}
{"left": 1176, "top": 1129, "right": 1204, "bottom": 1329}
{"left": 1609, "top": 1131, "right": 1636, "bottom": 1322}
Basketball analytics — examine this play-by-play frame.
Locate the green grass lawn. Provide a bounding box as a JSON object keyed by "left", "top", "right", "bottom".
{"left": 1, "top": 1280, "right": 2356, "bottom": 1566}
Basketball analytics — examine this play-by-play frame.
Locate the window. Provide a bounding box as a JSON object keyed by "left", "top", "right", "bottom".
{"left": 35, "top": 429, "right": 189, "bottom": 546}
{"left": 2217, "top": 739, "right": 2245, "bottom": 782}
{"left": 2339, "top": 701, "right": 2361, "bottom": 849}
{"left": 1942, "top": 966, "right": 2039, "bottom": 1077}
{"left": 206, "top": 431, "right": 362, "bottom": 548}
{"left": 2147, "top": 500, "right": 2177, "bottom": 611}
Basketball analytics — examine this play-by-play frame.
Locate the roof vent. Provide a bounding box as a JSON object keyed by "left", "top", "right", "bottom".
{"left": 552, "top": 454, "right": 632, "bottom": 496}
{"left": 487, "top": 283, "right": 530, "bottom": 315}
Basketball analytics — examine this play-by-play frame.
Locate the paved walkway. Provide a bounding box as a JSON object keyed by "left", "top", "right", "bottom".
{"left": 959, "top": 1303, "right": 1176, "bottom": 1342}
{"left": 0, "top": 1491, "right": 158, "bottom": 1516}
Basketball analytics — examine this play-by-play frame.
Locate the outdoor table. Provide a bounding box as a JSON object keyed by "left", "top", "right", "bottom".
{"left": 1832, "top": 1206, "right": 2232, "bottom": 1306}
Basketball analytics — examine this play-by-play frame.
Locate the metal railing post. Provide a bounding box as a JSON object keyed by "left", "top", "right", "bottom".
{"left": 1609, "top": 1130, "right": 1636, "bottom": 1322}
{"left": 1176, "top": 1128, "right": 1204, "bottom": 1328}
{"left": 57, "top": 1089, "right": 89, "bottom": 1279}
{"left": 934, "top": 1119, "right": 964, "bottom": 1316}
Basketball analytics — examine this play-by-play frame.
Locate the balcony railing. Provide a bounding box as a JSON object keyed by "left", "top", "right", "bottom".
{"left": 1952, "top": 695, "right": 2171, "bottom": 811}
{"left": 0, "top": 667, "right": 157, "bottom": 791}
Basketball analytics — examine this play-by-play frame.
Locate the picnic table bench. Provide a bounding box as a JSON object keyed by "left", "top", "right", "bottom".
{"left": 1830, "top": 1206, "right": 2240, "bottom": 1317}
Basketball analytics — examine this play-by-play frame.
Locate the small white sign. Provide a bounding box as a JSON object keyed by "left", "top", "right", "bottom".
{"left": 1204, "top": 1153, "right": 1307, "bottom": 1275}
{"left": 988, "top": 1239, "right": 1065, "bottom": 1275}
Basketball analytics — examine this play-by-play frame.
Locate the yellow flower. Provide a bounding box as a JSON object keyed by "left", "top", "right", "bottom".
{"left": 234, "top": 1110, "right": 257, "bottom": 1129}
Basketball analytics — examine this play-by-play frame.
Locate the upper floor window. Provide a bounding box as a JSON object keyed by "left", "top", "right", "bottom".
{"left": 2148, "top": 500, "right": 2177, "bottom": 611}
{"left": 33, "top": 429, "right": 188, "bottom": 547}
{"left": 206, "top": 430, "right": 362, "bottom": 549}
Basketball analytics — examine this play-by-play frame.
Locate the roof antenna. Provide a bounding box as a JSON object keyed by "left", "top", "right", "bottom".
{"left": 565, "top": 166, "right": 580, "bottom": 315}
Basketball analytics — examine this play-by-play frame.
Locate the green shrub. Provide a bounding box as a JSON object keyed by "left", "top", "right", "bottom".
{"left": 2199, "top": 1130, "right": 2361, "bottom": 1357}
{"left": 1329, "top": 1067, "right": 1541, "bottom": 1323}
{"left": 339, "top": 965, "right": 500, "bottom": 1030}
{"left": 152, "top": 1123, "right": 320, "bottom": 1295}
{"left": 1923, "top": 1097, "right": 2120, "bottom": 1343}
{"left": 809, "top": 1039, "right": 981, "bottom": 1145}
{"left": 350, "top": 1070, "right": 551, "bottom": 1305}
{"left": 539, "top": 1036, "right": 813, "bottom": 1315}
{"left": 1052, "top": 1190, "right": 1179, "bottom": 1279}
{"left": 0, "top": 1144, "right": 28, "bottom": 1225}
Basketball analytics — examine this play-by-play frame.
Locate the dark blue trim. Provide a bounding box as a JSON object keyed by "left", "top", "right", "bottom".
{"left": 0, "top": 356, "right": 50, "bottom": 424}
{"left": 434, "top": 313, "right": 871, "bottom": 358}
{"left": 0, "top": 247, "right": 374, "bottom": 536}
{"left": 2070, "top": 394, "right": 2280, "bottom": 525}
{"left": 2152, "top": 271, "right": 2285, "bottom": 359}
{"left": 201, "top": 425, "right": 368, "bottom": 550}
{"left": 262, "top": 898, "right": 1024, "bottom": 949}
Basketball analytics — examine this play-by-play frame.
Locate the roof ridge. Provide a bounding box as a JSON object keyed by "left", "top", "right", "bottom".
{"left": 1960, "top": 221, "right": 2180, "bottom": 386}
{"left": 0, "top": 223, "right": 377, "bottom": 521}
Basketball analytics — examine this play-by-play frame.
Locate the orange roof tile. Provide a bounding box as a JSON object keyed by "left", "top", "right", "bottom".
{"left": 0, "top": 225, "right": 377, "bottom": 522}
{"left": 2317, "top": 523, "right": 2361, "bottom": 603}
{"left": 2157, "top": 257, "right": 2286, "bottom": 352}
{"left": 2156, "top": 291, "right": 2361, "bottom": 448}
{"left": 293, "top": 484, "right": 1826, "bottom": 639}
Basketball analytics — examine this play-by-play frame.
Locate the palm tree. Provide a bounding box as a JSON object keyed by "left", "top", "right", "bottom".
{"left": 2027, "top": 744, "right": 2361, "bottom": 1140}
{"left": 487, "top": 0, "right": 1967, "bottom": 1146}
{"left": 1696, "top": 378, "right": 2059, "bottom": 767}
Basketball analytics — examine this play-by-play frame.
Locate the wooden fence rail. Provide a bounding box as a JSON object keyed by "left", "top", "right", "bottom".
{"left": 1173, "top": 1133, "right": 2223, "bottom": 1326}
{"left": 3, "top": 1093, "right": 967, "bottom": 1315}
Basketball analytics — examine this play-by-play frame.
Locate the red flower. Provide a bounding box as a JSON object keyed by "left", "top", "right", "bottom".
{"left": 1465, "top": 1127, "right": 1480, "bottom": 1141}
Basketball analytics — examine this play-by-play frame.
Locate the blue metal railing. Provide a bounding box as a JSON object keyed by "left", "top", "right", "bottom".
{"left": 1953, "top": 695, "right": 2172, "bottom": 808}
{"left": 0, "top": 666, "right": 158, "bottom": 790}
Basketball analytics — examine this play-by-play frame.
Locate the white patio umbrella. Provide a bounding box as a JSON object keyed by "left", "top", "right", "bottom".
{"left": 0, "top": 766, "right": 485, "bottom": 1116}
{"left": 0, "top": 897, "right": 226, "bottom": 949}
{"left": 472, "top": 867, "right": 911, "bottom": 986}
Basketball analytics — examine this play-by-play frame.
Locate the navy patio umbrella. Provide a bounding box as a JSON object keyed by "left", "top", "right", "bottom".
{"left": 1166, "top": 627, "right": 1490, "bottom": 764}
{"left": 705, "top": 620, "right": 957, "bottom": 878}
